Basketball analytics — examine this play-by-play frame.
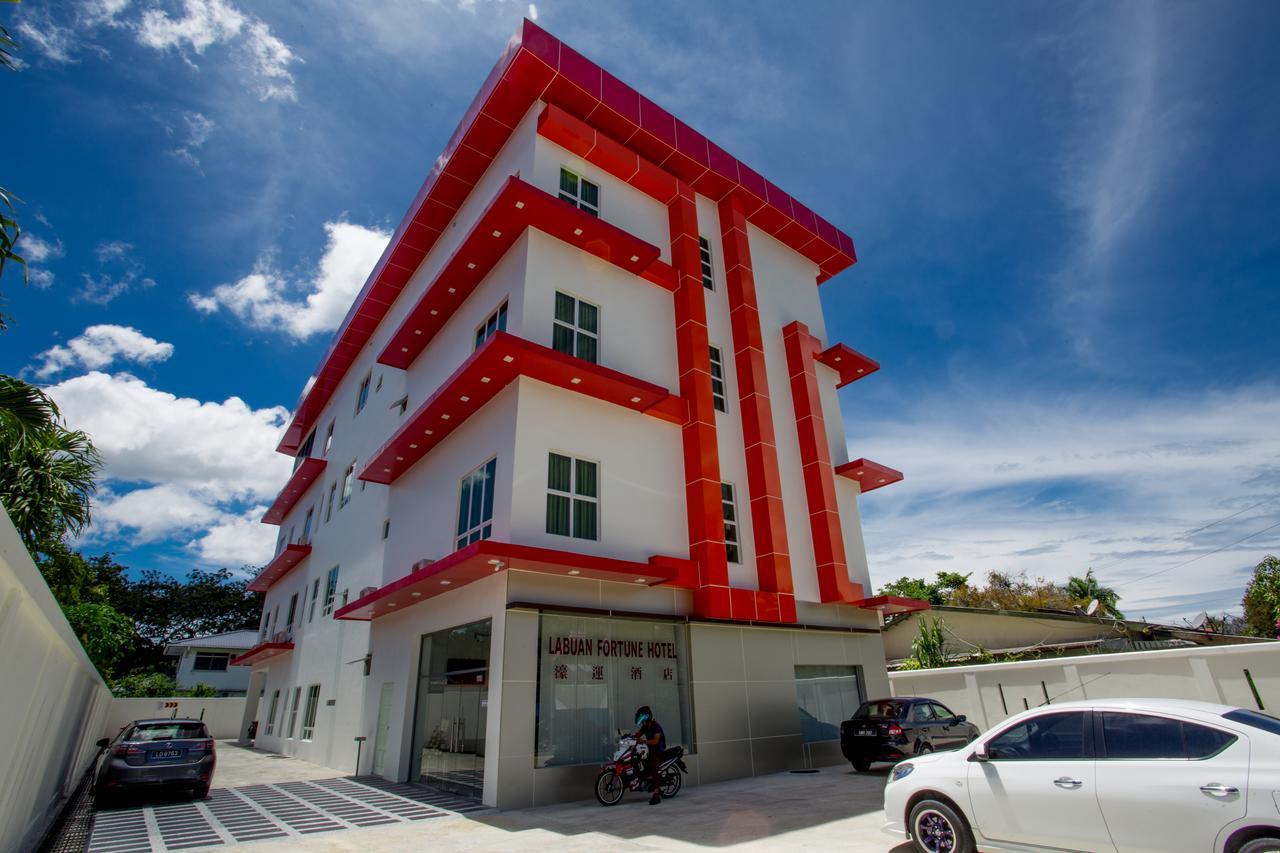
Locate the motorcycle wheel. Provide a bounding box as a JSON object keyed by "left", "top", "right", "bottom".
{"left": 659, "top": 765, "right": 682, "bottom": 799}
{"left": 595, "top": 769, "right": 625, "bottom": 806}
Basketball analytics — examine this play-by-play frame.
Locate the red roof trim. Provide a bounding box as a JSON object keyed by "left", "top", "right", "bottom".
{"left": 815, "top": 343, "right": 880, "bottom": 388}
{"left": 378, "top": 176, "right": 669, "bottom": 370}
{"left": 229, "top": 641, "right": 295, "bottom": 667}
{"left": 247, "top": 543, "right": 312, "bottom": 593}
{"left": 334, "top": 539, "right": 686, "bottom": 621}
{"left": 850, "top": 595, "right": 930, "bottom": 615}
{"left": 261, "top": 458, "right": 327, "bottom": 525}
{"left": 834, "top": 458, "right": 904, "bottom": 493}
{"left": 276, "top": 19, "right": 855, "bottom": 456}
{"left": 360, "top": 331, "right": 682, "bottom": 485}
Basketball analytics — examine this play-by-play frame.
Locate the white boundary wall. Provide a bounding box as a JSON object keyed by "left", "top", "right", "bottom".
{"left": 0, "top": 511, "right": 113, "bottom": 853}
{"left": 889, "top": 642, "right": 1280, "bottom": 731}
{"left": 105, "top": 697, "right": 248, "bottom": 741}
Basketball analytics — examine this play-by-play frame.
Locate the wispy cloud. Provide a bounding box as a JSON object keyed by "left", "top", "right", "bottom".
{"left": 16, "top": 232, "right": 65, "bottom": 289}
{"left": 166, "top": 110, "right": 216, "bottom": 169}
{"left": 32, "top": 324, "right": 174, "bottom": 378}
{"left": 76, "top": 241, "right": 155, "bottom": 305}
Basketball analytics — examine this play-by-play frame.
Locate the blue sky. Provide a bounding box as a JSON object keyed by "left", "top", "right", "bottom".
{"left": 4, "top": 0, "right": 1279, "bottom": 623}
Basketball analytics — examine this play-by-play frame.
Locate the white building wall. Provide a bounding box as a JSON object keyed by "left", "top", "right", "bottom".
{"left": 173, "top": 649, "right": 252, "bottom": 694}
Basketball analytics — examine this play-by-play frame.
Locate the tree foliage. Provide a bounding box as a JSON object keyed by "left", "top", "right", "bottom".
{"left": 908, "top": 618, "right": 951, "bottom": 669}
{"left": 1064, "top": 568, "right": 1124, "bottom": 618}
{"left": 1242, "top": 555, "right": 1280, "bottom": 638}
{"left": 880, "top": 571, "right": 971, "bottom": 606}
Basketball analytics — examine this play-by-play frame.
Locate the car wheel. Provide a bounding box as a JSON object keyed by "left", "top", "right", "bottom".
{"left": 1238, "top": 839, "right": 1280, "bottom": 853}
{"left": 909, "top": 798, "right": 975, "bottom": 853}
{"left": 851, "top": 757, "right": 871, "bottom": 772}
{"left": 193, "top": 784, "right": 210, "bottom": 800}
{"left": 919, "top": 743, "right": 934, "bottom": 755}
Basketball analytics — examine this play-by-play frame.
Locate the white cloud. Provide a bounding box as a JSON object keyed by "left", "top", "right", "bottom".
{"left": 169, "top": 111, "right": 216, "bottom": 168}
{"left": 17, "top": 233, "right": 65, "bottom": 264}
{"left": 15, "top": 8, "right": 80, "bottom": 63}
{"left": 136, "top": 0, "right": 300, "bottom": 101}
{"left": 33, "top": 324, "right": 175, "bottom": 379}
{"left": 45, "top": 371, "right": 294, "bottom": 569}
{"left": 80, "top": 0, "right": 133, "bottom": 27}
{"left": 76, "top": 241, "right": 156, "bottom": 304}
{"left": 30, "top": 269, "right": 56, "bottom": 289}
{"left": 190, "top": 220, "right": 390, "bottom": 340}
{"left": 854, "top": 384, "right": 1280, "bottom": 623}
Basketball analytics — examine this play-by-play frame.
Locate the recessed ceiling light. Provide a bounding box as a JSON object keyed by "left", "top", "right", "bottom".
{"left": 573, "top": 228, "right": 583, "bottom": 236}
{"left": 878, "top": 478, "right": 886, "bottom": 484}
{"left": 383, "top": 467, "right": 391, "bottom": 472}
{"left": 414, "top": 329, "right": 422, "bottom": 335}
{"left": 503, "top": 355, "right": 514, "bottom": 363}
{"left": 467, "top": 262, "right": 476, "bottom": 269}
{"left": 833, "top": 356, "right": 842, "bottom": 362}
{"left": 630, "top": 255, "right": 639, "bottom": 262}
{"left": 430, "top": 309, "right": 439, "bottom": 316}
{"left": 388, "top": 602, "right": 397, "bottom": 607}
{"left": 440, "top": 580, "right": 452, "bottom": 586}
{"left": 634, "top": 578, "right": 646, "bottom": 584}
{"left": 395, "top": 456, "right": 404, "bottom": 461}
{"left": 460, "top": 395, "right": 470, "bottom": 402}
{"left": 515, "top": 201, "right": 525, "bottom": 209}
{"left": 856, "top": 368, "right": 864, "bottom": 373}
{"left": 425, "top": 429, "right": 434, "bottom": 435}
{"left": 630, "top": 396, "right": 641, "bottom": 403}
{"left": 492, "top": 230, "right": 502, "bottom": 238}
{"left": 570, "top": 377, "right": 581, "bottom": 385}
{"left": 409, "top": 444, "right": 418, "bottom": 449}
{"left": 411, "top": 592, "right": 422, "bottom": 597}
{"left": 480, "top": 376, "right": 491, "bottom": 383}
{"left": 441, "top": 414, "right": 451, "bottom": 420}
{"left": 401, "top": 347, "right": 409, "bottom": 352}
{"left": 447, "top": 287, "right": 456, "bottom": 294}
{"left": 568, "top": 569, "right": 580, "bottom": 576}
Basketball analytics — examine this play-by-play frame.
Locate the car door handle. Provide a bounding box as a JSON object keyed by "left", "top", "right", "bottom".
{"left": 1054, "top": 777, "right": 1083, "bottom": 789}
{"left": 1199, "top": 784, "right": 1239, "bottom": 796}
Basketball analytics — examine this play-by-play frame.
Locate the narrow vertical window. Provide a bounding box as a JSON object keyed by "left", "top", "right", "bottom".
{"left": 265, "top": 690, "right": 280, "bottom": 736}
{"left": 287, "top": 686, "right": 302, "bottom": 738}
{"left": 709, "top": 346, "right": 727, "bottom": 413}
{"left": 552, "top": 292, "right": 599, "bottom": 364}
{"left": 456, "top": 458, "right": 497, "bottom": 550}
{"left": 722, "top": 483, "right": 740, "bottom": 564}
{"left": 323, "top": 421, "right": 334, "bottom": 457}
{"left": 546, "top": 453, "right": 599, "bottom": 540}
{"left": 699, "top": 236, "right": 714, "bottom": 290}
{"left": 301, "top": 685, "right": 321, "bottom": 740}
{"left": 355, "top": 372, "right": 371, "bottom": 415}
{"left": 382, "top": 519, "right": 391, "bottom": 539}
{"left": 559, "top": 167, "right": 599, "bottom": 216}
{"left": 295, "top": 430, "right": 316, "bottom": 468}
{"left": 322, "top": 567, "right": 340, "bottom": 615}
{"left": 475, "top": 300, "right": 509, "bottom": 350}
{"left": 300, "top": 506, "right": 314, "bottom": 544}
{"left": 286, "top": 593, "right": 298, "bottom": 637}
{"left": 308, "top": 577, "right": 320, "bottom": 623}
{"left": 340, "top": 463, "right": 355, "bottom": 507}
{"left": 325, "top": 482, "right": 337, "bottom": 522}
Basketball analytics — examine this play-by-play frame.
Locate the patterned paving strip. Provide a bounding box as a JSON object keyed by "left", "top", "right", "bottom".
{"left": 86, "top": 777, "right": 477, "bottom": 852}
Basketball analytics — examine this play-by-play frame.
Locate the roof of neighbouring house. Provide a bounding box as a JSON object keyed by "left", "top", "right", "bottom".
{"left": 162, "top": 630, "right": 260, "bottom": 656}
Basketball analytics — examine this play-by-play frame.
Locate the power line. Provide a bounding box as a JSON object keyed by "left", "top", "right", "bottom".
{"left": 1091, "top": 494, "right": 1279, "bottom": 573}
{"left": 1112, "top": 518, "right": 1280, "bottom": 589}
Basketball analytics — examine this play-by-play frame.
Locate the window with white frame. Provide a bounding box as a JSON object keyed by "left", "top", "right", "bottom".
{"left": 285, "top": 592, "right": 298, "bottom": 637}
{"left": 258, "top": 608, "right": 270, "bottom": 642}
{"left": 558, "top": 167, "right": 599, "bottom": 216}
{"left": 286, "top": 686, "right": 302, "bottom": 738}
{"left": 546, "top": 453, "right": 599, "bottom": 540}
{"left": 301, "top": 684, "right": 321, "bottom": 740}
{"left": 323, "top": 421, "right": 334, "bottom": 457}
{"left": 456, "top": 458, "right": 496, "bottom": 550}
{"left": 699, "top": 236, "right": 714, "bottom": 290}
{"left": 308, "top": 577, "right": 320, "bottom": 623}
{"left": 325, "top": 482, "right": 337, "bottom": 523}
{"left": 300, "top": 506, "right": 314, "bottom": 544}
{"left": 322, "top": 567, "right": 340, "bottom": 616}
{"left": 355, "top": 372, "right": 371, "bottom": 415}
{"left": 552, "top": 292, "right": 599, "bottom": 363}
{"left": 340, "top": 463, "right": 355, "bottom": 507}
{"left": 192, "top": 652, "right": 231, "bottom": 672}
{"left": 295, "top": 430, "right": 315, "bottom": 467}
{"left": 709, "top": 346, "right": 727, "bottom": 413}
{"left": 265, "top": 689, "right": 280, "bottom": 735}
{"left": 475, "top": 301, "right": 508, "bottom": 350}
{"left": 721, "top": 483, "right": 740, "bottom": 563}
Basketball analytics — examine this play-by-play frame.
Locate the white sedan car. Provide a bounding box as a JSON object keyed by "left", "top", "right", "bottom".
{"left": 883, "top": 698, "right": 1280, "bottom": 853}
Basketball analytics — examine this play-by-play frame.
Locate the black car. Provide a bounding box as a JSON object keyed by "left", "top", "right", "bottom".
{"left": 94, "top": 718, "right": 216, "bottom": 806}
{"left": 840, "top": 697, "right": 979, "bottom": 771}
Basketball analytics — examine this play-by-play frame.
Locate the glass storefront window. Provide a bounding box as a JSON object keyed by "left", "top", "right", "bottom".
{"left": 535, "top": 613, "right": 692, "bottom": 768}
{"left": 795, "top": 665, "right": 865, "bottom": 743}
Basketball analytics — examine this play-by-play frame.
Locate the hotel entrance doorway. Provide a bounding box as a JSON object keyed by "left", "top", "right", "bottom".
{"left": 410, "top": 619, "right": 491, "bottom": 798}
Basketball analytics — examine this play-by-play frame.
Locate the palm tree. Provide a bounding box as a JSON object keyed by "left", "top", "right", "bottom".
{"left": 1067, "top": 569, "right": 1124, "bottom": 619}
{"left": 0, "top": 375, "right": 102, "bottom": 549}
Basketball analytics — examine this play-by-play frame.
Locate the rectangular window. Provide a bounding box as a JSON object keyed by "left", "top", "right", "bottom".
{"left": 285, "top": 593, "right": 298, "bottom": 637}
{"left": 355, "top": 372, "right": 371, "bottom": 415}
{"left": 709, "top": 346, "right": 727, "bottom": 413}
{"left": 699, "top": 236, "right": 714, "bottom": 290}
{"left": 269, "top": 605, "right": 279, "bottom": 640}
{"left": 391, "top": 396, "right": 408, "bottom": 416}
{"left": 295, "top": 430, "right": 316, "bottom": 468}
{"left": 308, "top": 577, "right": 320, "bottom": 623}
{"left": 382, "top": 519, "right": 390, "bottom": 540}
{"left": 475, "top": 300, "right": 508, "bottom": 350}
{"left": 456, "top": 458, "right": 497, "bottom": 550}
{"left": 340, "top": 463, "right": 355, "bottom": 507}
{"left": 322, "top": 567, "right": 340, "bottom": 616}
{"left": 322, "top": 484, "right": 335, "bottom": 524}
{"left": 192, "top": 652, "right": 231, "bottom": 672}
{"left": 323, "top": 421, "right": 334, "bottom": 457}
{"left": 721, "top": 483, "right": 740, "bottom": 563}
{"left": 258, "top": 608, "right": 270, "bottom": 642}
{"left": 795, "top": 665, "right": 865, "bottom": 743}
{"left": 546, "top": 453, "right": 599, "bottom": 540}
{"left": 265, "top": 690, "right": 280, "bottom": 736}
{"left": 300, "top": 506, "right": 314, "bottom": 544}
{"left": 552, "top": 291, "right": 599, "bottom": 364}
{"left": 301, "top": 685, "right": 321, "bottom": 741}
{"left": 286, "top": 686, "right": 302, "bottom": 738}
{"left": 558, "top": 167, "right": 599, "bottom": 216}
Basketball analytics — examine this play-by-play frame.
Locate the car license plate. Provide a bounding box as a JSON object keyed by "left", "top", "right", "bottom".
{"left": 151, "top": 749, "right": 182, "bottom": 759}
{"left": 856, "top": 728, "right": 875, "bottom": 737}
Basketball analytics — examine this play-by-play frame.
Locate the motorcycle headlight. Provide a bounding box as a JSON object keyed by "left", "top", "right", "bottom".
{"left": 889, "top": 762, "right": 914, "bottom": 783}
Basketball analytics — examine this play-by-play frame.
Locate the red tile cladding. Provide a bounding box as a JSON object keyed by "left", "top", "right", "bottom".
{"left": 361, "top": 331, "right": 683, "bottom": 485}
{"left": 248, "top": 543, "right": 312, "bottom": 593}
{"left": 730, "top": 587, "right": 758, "bottom": 621}
{"left": 782, "top": 321, "right": 864, "bottom": 605}
{"left": 692, "top": 585, "right": 732, "bottom": 620}
{"left": 277, "top": 18, "right": 856, "bottom": 461}
{"left": 334, "top": 540, "right": 690, "bottom": 621}
{"left": 261, "top": 458, "right": 327, "bottom": 526}
{"left": 834, "top": 458, "right": 904, "bottom": 493}
{"left": 229, "top": 642, "right": 294, "bottom": 668}
{"left": 380, "top": 176, "right": 669, "bottom": 370}
{"left": 815, "top": 343, "right": 880, "bottom": 387}
{"left": 719, "top": 196, "right": 794, "bottom": 598}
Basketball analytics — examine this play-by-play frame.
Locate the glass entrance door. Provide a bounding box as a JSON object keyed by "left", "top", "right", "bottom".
{"left": 411, "top": 619, "right": 491, "bottom": 798}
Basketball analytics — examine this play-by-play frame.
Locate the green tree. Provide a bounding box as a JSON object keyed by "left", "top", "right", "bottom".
{"left": 123, "top": 568, "right": 262, "bottom": 649}
{"left": 112, "top": 672, "right": 178, "bottom": 698}
{"left": 63, "top": 602, "right": 136, "bottom": 678}
{"left": 879, "top": 571, "right": 971, "bottom": 606}
{"left": 908, "top": 618, "right": 951, "bottom": 669}
{"left": 184, "top": 683, "right": 219, "bottom": 698}
{"left": 948, "top": 570, "right": 1076, "bottom": 612}
{"left": 1242, "top": 555, "right": 1280, "bottom": 638}
{"left": 1065, "top": 569, "right": 1124, "bottom": 618}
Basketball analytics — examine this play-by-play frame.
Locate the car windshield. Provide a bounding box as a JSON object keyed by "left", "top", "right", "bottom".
{"left": 128, "top": 723, "right": 207, "bottom": 742}
{"left": 1223, "top": 709, "right": 1280, "bottom": 736}
{"left": 853, "top": 700, "right": 908, "bottom": 720}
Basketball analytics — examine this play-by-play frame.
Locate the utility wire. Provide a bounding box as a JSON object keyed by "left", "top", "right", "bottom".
{"left": 1112, "top": 518, "right": 1280, "bottom": 589}
{"left": 1091, "top": 494, "right": 1279, "bottom": 573}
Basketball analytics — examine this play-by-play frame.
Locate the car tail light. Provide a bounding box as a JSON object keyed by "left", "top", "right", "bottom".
{"left": 887, "top": 724, "right": 904, "bottom": 737}
{"left": 114, "top": 745, "right": 144, "bottom": 762}
{"left": 188, "top": 739, "right": 215, "bottom": 756}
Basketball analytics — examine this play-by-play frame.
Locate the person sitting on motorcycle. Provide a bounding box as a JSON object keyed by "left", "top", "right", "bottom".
{"left": 633, "top": 705, "right": 666, "bottom": 805}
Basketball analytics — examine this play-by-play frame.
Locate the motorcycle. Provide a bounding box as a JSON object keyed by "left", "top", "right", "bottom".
{"left": 594, "top": 730, "right": 688, "bottom": 806}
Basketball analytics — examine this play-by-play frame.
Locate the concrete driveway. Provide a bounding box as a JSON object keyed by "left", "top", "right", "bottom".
{"left": 88, "top": 742, "right": 912, "bottom": 852}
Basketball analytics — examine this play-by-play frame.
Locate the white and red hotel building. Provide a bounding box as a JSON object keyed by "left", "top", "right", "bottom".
{"left": 232, "top": 20, "right": 925, "bottom": 808}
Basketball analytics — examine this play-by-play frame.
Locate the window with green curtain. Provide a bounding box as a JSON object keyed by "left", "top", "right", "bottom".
{"left": 547, "top": 453, "right": 598, "bottom": 540}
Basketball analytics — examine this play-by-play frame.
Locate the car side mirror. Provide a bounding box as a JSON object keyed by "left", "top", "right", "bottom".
{"left": 96, "top": 738, "right": 110, "bottom": 749}
{"left": 969, "top": 743, "right": 989, "bottom": 762}
{"left": 954, "top": 715, "right": 967, "bottom": 724}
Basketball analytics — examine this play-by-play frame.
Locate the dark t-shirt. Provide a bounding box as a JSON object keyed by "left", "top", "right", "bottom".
{"left": 638, "top": 718, "right": 666, "bottom": 753}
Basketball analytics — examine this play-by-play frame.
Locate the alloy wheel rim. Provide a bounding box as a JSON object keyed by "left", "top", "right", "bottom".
{"left": 916, "top": 810, "right": 956, "bottom": 853}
